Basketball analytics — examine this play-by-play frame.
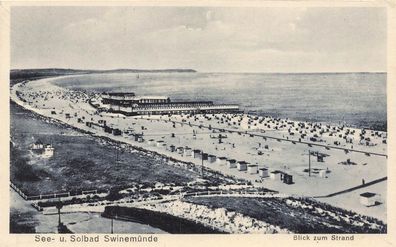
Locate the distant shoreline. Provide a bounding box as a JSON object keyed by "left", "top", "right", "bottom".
{"left": 10, "top": 68, "right": 197, "bottom": 81}
{"left": 10, "top": 68, "right": 386, "bottom": 74}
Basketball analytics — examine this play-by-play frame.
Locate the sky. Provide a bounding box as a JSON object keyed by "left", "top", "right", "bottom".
{"left": 11, "top": 6, "right": 387, "bottom": 73}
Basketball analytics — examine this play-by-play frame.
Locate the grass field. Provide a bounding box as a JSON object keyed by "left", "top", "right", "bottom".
{"left": 10, "top": 102, "right": 201, "bottom": 195}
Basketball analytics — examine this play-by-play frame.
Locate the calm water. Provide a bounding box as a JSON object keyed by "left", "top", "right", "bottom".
{"left": 53, "top": 72, "right": 387, "bottom": 130}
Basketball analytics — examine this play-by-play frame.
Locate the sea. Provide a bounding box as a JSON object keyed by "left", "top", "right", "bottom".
{"left": 52, "top": 72, "right": 387, "bottom": 131}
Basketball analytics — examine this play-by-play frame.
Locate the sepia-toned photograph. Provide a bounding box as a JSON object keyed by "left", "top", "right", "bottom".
{"left": 7, "top": 4, "right": 390, "bottom": 238}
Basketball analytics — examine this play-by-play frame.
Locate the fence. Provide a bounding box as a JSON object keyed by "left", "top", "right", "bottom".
{"left": 31, "top": 203, "right": 43, "bottom": 211}
{"left": 10, "top": 181, "right": 108, "bottom": 201}
{"left": 10, "top": 182, "right": 28, "bottom": 200}
{"left": 182, "top": 190, "right": 285, "bottom": 198}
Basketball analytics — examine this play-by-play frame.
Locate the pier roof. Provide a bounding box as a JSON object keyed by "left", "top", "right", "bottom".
{"left": 107, "top": 92, "right": 135, "bottom": 96}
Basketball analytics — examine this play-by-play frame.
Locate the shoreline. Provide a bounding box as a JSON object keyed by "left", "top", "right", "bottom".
{"left": 30, "top": 72, "right": 388, "bottom": 132}
{"left": 13, "top": 75, "right": 388, "bottom": 152}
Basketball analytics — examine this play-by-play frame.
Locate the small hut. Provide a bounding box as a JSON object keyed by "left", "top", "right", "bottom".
{"left": 282, "top": 173, "right": 293, "bottom": 184}
{"left": 184, "top": 147, "right": 192, "bottom": 156}
{"left": 192, "top": 149, "right": 201, "bottom": 159}
{"left": 227, "top": 159, "right": 237, "bottom": 168}
{"left": 237, "top": 161, "right": 248, "bottom": 171}
{"left": 270, "top": 170, "right": 282, "bottom": 180}
{"left": 360, "top": 192, "right": 377, "bottom": 207}
{"left": 216, "top": 157, "right": 227, "bottom": 165}
{"left": 247, "top": 164, "right": 258, "bottom": 174}
{"left": 104, "top": 126, "right": 113, "bottom": 133}
{"left": 259, "top": 168, "right": 269, "bottom": 178}
{"left": 207, "top": 155, "right": 217, "bottom": 163}
{"left": 319, "top": 169, "right": 327, "bottom": 178}
{"left": 112, "top": 129, "right": 122, "bottom": 136}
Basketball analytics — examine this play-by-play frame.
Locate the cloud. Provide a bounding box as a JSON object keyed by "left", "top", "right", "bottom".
{"left": 11, "top": 6, "right": 386, "bottom": 72}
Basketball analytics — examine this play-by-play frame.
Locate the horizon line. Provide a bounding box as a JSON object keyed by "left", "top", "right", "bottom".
{"left": 10, "top": 67, "right": 387, "bottom": 74}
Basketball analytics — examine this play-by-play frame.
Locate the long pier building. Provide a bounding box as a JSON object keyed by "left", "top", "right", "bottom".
{"left": 93, "top": 92, "right": 240, "bottom": 115}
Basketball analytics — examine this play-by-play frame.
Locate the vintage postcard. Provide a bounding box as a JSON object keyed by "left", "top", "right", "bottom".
{"left": 0, "top": 1, "right": 395, "bottom": 246}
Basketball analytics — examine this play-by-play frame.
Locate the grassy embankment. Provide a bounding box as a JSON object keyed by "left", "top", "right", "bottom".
{"left": 102, "top": 206, "right": 226, "bottom": 234}
{"left": 186, "top": 196, "right": 386, "bottom": 234}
